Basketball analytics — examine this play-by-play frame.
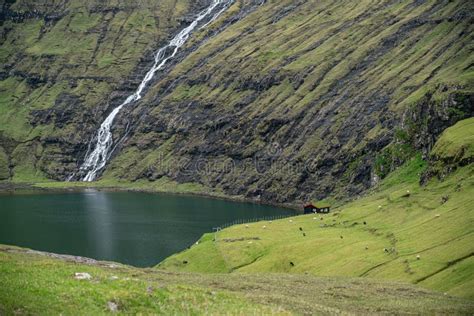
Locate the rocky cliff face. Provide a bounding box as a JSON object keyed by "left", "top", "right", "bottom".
{"left": 1, "top": 0, "right": 473, "bottom": 204}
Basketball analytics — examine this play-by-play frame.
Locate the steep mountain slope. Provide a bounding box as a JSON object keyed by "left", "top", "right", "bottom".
{"left": 1, "top": 0, "right": 473, "bottom": 205}
{"left": 159, "top": 118, "right": 474, "bottom": 298}
{"left": 0, "top": 0, "right": 209, "bottom": 181}
{"left": 94, "top": 0, "right": 474, "bottom": 204}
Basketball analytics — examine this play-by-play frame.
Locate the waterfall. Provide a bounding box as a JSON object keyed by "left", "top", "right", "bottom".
{"left": 76, "top": 0, "right": 234, "bottom": 182}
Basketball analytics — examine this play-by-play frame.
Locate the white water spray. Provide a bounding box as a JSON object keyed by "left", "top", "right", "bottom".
{"left": 77, "top": 0, "right": 233, "bottom": 182}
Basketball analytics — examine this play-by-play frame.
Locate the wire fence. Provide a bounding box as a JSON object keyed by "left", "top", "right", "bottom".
{"left": 216, "top": 213, "right": 296, "bottom": 230}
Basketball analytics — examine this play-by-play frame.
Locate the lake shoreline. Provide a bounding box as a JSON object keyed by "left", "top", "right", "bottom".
{"left": 0, "top": 180, "right": 302, "bottom": 212}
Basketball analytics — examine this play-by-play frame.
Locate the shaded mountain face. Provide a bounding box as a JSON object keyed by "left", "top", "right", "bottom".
{"left": 1, "top": 0, "right": 473, "bottom": 203}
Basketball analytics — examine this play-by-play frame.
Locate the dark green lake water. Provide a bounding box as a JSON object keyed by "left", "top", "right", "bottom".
{"left": 0, "top": 191, "right": 293, "bottom": 267}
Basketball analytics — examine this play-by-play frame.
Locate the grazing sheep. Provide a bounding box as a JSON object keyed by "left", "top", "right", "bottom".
{"left": 74, "top": 272, "right": 92, "bottom": 280}
{"left": 313, "top": 217, "right": 317, "bottom": 220}
{"left": 378, "top": 205, "right": 382, "bottom": 209}
{"left": 441, "top": 195, "right": 449, "bottom": 204}
{"left": 365, "top": 246, "right": 369, "bottom": 250}
{"left": 435, "top": 214, "right": 440, "bottom": 218}
{"left": 245, "top": 224, "right": 249, "bottom": 228}
{"left": 289, "top": 219, "right": 293, "bottom": 223}
{"left": 262, "top": 225, "right": 267, "bottom": 229}
{"left": 416, "top": 255, "right": 421, "bottom": 260}
{"left": 107, "top": 301, "right": 119, "bottom": 312}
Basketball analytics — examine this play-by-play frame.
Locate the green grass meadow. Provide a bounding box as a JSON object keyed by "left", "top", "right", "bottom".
{"left": 160, "top": 119, "right": 474, "bottom": 299}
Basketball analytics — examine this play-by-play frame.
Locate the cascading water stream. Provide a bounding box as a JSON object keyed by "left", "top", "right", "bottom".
{"left": 76, "top": 0, "right": 233, "bottom": 182}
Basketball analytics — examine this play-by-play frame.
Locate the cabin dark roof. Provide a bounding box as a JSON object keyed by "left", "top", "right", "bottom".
{"left": 304, "top": 203, "right": 330, "bottom": 209}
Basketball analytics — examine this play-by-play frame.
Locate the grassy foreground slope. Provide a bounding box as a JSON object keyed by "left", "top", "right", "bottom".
{"left": 1, "top": 245, "right": 474, "bottom": 315}
{"left": 159, "top": 118, "right": 474, "bottom": 299}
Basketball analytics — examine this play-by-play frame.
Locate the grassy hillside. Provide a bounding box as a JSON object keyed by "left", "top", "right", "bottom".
{"left": 159, "top": 118, "right": 474, "bottom": 299}
{"left": 1, "top": 245, "right": 474, "bottom": 315}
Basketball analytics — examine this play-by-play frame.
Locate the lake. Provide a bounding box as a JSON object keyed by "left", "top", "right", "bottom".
{"left": 0, "top": 190, "right": 294, "bottom": 267}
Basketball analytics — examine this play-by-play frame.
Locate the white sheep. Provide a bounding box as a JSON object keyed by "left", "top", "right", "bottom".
{"left": 74, "top": 272, "right": 92, "bottom": 280}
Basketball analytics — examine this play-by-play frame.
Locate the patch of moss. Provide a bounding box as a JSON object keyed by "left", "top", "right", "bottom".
{"left": 432, "top": 117, "right": 474, "bottom": 161}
